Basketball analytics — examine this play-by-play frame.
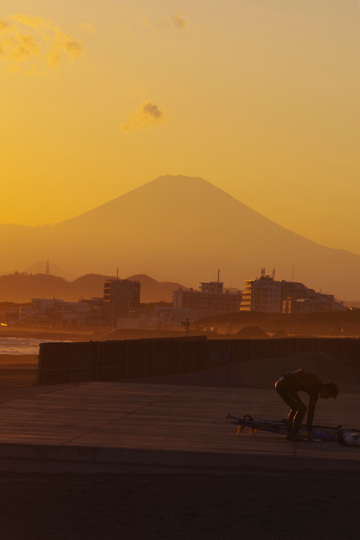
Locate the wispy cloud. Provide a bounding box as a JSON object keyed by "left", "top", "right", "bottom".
{"left": 121, "top": 101, "right": 166, "bottom": 132}
{"left": 81, "top": 22, "right": 97, "bottom": 35}
{"left": 147, "top": 14, "right": 188, "bottom": 31}
{"left": 0, "top": 20, "right": 11, "bottom": 33}
{"left": 172, "top": 14, "right": 188, "bottom": 29}
{"left": 0, "top": 14, "right": 83, "bottom": 72}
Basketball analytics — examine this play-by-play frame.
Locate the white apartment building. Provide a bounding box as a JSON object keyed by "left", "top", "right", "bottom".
{"left": 240, "top": 273, "right": 282, "bottom": 313}
{"left": 240, "top": 270, "right": 347, "bottom": 314}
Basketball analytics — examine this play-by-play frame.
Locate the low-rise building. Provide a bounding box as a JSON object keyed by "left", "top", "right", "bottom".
{"left": 31, "top": 298, "right": 91, "bottom": 325}
{"left": 116, "top": 306, "right": 197, "bottom": 330}
{"left": 3, "top": 308, "right": 19, "bottom": 325}
{"left": 283, "top": 297, "right": 347, "bottom": 314}
{"left": 116, "top": 317, "right": 142, "bottom": 329}
{"left": 173, "top": 280, "right": 241, "bottom": 319}
{"left": 19, "top": 306, "right": 32, "bottom": 322}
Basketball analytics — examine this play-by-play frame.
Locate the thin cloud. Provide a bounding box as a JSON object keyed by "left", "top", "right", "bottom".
{"left": 11, "top": 14, "right": 45, "bottom": 29}
{"left": 121, "top": 101, "right": 166, "bottom": 132}
{"left": 172, "top": 13, "right": 188, "bottom": 29}
{"left": 120, "top": 24, "right": 135, "bottom": 37}
{"left": 81, "top": 22, "right": 97, "bottom": 35}
{"left": 0, "top": 21, "right": 11, "bottom": 33}
{"left": 0, "top": 14, "right": 83, "bottom": 72}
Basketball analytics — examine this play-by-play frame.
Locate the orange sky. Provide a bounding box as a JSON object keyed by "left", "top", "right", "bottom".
{"left": 1, "top": 1, "right": 360, "bottom": 254}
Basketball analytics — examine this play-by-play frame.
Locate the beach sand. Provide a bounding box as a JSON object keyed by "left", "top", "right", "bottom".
{"left": 0, "top": 354, "right": 37, "bottom": 389}
{"left": 0, "top": 326, "right": 96, "bottom": 341}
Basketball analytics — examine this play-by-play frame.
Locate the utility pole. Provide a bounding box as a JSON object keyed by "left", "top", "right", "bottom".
{"left": 181, "top": 318, "right": 190, "bottom": 337}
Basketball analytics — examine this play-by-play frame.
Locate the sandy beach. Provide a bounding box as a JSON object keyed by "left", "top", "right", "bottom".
{"left": 0, "top": 326, "right": 97, "bottom": 342}
{"left": 0, "top": 354, "right": 38, "bottom": 389}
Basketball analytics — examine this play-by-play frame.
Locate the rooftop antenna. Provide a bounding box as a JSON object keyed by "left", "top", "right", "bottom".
{"left": 292, "top": 264, "right": 294, "bottom": 282}
{"left": 272, "top": 268, "right": 276, "bottom": 279}
{"left": 217, "top": 268, "right": 220, "bottom": 282}
{"left": 46, "top": 258, "right": 50, "bottom": 275}
{"left": 117, "top": 268, "right": 119, "bottom": 281}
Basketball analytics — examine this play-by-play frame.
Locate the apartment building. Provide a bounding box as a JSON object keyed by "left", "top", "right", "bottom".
{"left": 240, "top": 270, "right": 347, "bottom": 314}
{"left": 240, "top": 272, "right": 282, "bottom": 313}
{"left": 103, "top": 279, "right": 141, "bottom": 317}
{"left": 173, "top": 280, "right": 241, "bottom": 319}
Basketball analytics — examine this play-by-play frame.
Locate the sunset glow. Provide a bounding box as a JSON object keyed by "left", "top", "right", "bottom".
{"left": 1, "top": 0, "right": 360, "bottom": 254}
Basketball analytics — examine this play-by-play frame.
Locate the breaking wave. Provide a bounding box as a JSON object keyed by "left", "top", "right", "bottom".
{"left": 0, "top": 337, "right": 62, "bottom": 356}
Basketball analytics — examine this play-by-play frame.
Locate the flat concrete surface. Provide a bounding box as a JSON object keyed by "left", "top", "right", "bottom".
{"left": 4, "top": 469, "right": 360, "bottom": 540}
{"left": 1, "top": 382, "right": 360, "bottom": 472}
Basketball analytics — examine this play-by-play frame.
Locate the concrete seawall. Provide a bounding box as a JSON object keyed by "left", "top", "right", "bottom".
{"left": 37, "top": 337, "right": 360, "bottom": 385}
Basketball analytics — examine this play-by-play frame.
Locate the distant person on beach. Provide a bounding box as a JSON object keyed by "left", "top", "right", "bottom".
{"left": 275, "top": 369, "right": 339, "bottom": 442}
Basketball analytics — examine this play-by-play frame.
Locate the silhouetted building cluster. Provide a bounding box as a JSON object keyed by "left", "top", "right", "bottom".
{"left": 19, "top": 297, "right": 104, "bottom": 327}
{"left": 1, "top": 270, "right": 349, "bottom": 330}
{"left": 240, "top": 269, "right": 347, "bottom": 314}
{"left": 1, "top": 278, "right": 142, "bottom": 329}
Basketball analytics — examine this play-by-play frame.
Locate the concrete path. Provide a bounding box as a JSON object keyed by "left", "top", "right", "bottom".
{"left": 0, "top": 382, "right": 360, "bottom": 472}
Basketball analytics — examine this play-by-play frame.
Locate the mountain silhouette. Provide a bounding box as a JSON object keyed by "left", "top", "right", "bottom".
{"left": 0, "top": 273, "right": 184, "bottom": 303}
{"left": 1, "top": 175, "right": 360, "bottom": 299}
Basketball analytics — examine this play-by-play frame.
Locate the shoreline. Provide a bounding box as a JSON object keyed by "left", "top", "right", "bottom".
{"left": 0, "top": 327, "right": 103, "bottom": 342}
{"left": 0, "top": 354, "right": 38, "bottom": 389}
{"left": 0, "top": 354, "right": 38, "bottom": 364}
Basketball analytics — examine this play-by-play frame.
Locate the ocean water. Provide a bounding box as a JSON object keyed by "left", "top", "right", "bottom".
{"left": 0, "top": 337, "right": 63, "bottom": 356}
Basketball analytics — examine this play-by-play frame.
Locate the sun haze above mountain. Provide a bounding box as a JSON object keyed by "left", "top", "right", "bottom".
{"left": 1, "top": 175, "right": 360, "bottom": 300}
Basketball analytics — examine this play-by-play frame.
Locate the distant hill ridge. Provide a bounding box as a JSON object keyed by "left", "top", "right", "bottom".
{"left": 1, "top": 174, "right": 360, "bottom": 299}
{"left": 23, "top": 261, "right": 78, "bottom": 281}
{"left": 0, "top": 273, "right": 185, "bottom": 303}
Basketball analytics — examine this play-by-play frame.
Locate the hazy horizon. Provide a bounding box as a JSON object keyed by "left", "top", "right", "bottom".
{"left": 2, "top": 175, "right": 360, "bottom": 300}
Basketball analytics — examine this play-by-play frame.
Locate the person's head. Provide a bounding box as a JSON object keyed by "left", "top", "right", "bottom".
{"left": 320, "top": 382, "right": 339, "bottom": 399}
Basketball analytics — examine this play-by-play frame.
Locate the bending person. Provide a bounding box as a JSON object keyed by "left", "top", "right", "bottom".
{"left": 275, "top": 369, "right": 339, "bottom": 441}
